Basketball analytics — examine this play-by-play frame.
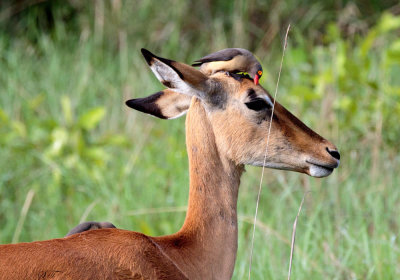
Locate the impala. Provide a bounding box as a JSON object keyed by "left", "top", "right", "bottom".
{"left": 0, "top": 49, "right": 340, "bottom": 279}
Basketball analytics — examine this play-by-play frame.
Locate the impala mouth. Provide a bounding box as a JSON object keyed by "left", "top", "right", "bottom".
{"left": 306, "top": 160, "right": 339, "bottom": 178}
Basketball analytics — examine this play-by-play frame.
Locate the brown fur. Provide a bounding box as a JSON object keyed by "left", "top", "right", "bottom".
{"left": 0, "top": 230, "right": 187, "bottom": 279}
{"left": 0, "top": 50, "right": 339, "bottom": 279}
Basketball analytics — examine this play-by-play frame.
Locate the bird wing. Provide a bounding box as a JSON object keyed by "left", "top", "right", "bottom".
{"left": 192, "top": 49, "right": 243, "bottom": 66}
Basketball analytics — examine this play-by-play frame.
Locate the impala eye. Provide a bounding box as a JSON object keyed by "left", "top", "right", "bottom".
{"left": 245, "top": 98, "right": 270, "bottom": 111}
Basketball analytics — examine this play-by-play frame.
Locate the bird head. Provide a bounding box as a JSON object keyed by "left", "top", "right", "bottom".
{"left": 254, "top": 70, "right": 262, "bottom": 85}
{"left": 251, "top": 63, "right": 263, "bottom": 85}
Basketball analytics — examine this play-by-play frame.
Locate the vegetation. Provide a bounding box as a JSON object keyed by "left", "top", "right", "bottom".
{"left": 0, "top": 1, "right": 399, "bottom": 279}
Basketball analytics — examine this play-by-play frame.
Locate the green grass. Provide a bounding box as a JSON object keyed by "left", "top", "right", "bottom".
{"left": 1, "top": 1, "right": 400, "bottom": 279}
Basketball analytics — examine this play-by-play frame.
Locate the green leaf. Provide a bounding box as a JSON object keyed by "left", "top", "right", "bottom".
{"left": 78, "top": 107, "right": 106, "bottom": 130}
{"left": 11, "top": 121, "right": 27, "bottom": 138}
{"left": 360, "top": 29, "right": 378, "bottom": 58}
{"left": 46, "top": 127, "right": 68, "bottom": 157}
{"left": 387, "top": 40, "right": 400, "bottom": 63}
{"left": 334, "top": 96, "right": 352, "bottom": 111}
{"left": 29, "top": 93, "right": 45, "bottom": 111}
{"left": 99, "top": 134, "right": 129, "bottom": 146}
{"left": 84, "top": 147, "right": 109, "bottom": 166}
{"left": 0, "top": 108, "right": 9, "bottom": 126}
{"left": 378, "top": 13, "right": 400, "bottom": 33}
{"left": 61, "top": 96, "right": 73, "bottom": 125}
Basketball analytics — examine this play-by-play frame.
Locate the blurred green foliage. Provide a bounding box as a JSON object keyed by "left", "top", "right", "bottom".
{"left": 0, "top": 1, "right": 400, "bottom": 279}
{"left": 279, "top": 12, "right": 400, "bottom": 146}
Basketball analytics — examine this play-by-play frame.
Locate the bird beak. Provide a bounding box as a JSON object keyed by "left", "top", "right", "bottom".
{"left": 254, "top": 74, "right": 260, "bottom": 85}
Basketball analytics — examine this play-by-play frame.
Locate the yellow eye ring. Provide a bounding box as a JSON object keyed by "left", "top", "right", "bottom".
{"left": 257, "top": 71, "right": 263, "bottom": 76}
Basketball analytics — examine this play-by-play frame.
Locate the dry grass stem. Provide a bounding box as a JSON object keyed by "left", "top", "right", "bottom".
{"left": 248, "top": 23, "right": 291, "bottom": 280}
{"left": 79, "top": 200, "right": 99, "bottom": 223}
{"left": 239, "top": 215, "right": 324, "bottom": 275}
{"left": 12, "top": 189, "right": 35, "bottom": 244}
{"left": 287, "top": 192, "right": 307, "bottom": 280}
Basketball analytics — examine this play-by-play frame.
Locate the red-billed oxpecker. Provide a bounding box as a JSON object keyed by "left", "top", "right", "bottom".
{"left": 65, "top": 221, "right": 116, "bottom": 237}
{"left": 192, "top": 48, "right": 263, "bottom": 85}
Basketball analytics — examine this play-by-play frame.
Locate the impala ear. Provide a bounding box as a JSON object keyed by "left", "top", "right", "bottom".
{"left": 141, "top": 48, "right": 210, "bottom": 100}
{"left": 126, "top": 89, "right": 192, "bottom": 119}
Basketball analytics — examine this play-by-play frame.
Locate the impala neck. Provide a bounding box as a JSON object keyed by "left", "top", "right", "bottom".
{"left": 180, "top": 99, "right": 243, "bottom": 278}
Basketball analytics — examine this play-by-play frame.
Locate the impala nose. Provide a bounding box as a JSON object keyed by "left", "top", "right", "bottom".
{"left": 326, "top": 147, "right": 340, "bottom": 161}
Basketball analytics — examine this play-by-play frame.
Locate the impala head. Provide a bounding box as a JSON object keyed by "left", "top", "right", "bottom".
{"left": 126, "top": 49, "right": 340, "bottom": 177}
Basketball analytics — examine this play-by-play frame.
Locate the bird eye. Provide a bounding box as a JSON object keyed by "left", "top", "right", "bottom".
{"left": 257, "top": 70, "right": 263, "bottom": 76}
{"left": 245, "top": 98, "right": 270, "bottom": 111}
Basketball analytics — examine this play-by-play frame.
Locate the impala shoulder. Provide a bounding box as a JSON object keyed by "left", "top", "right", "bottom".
{"left": 101, "top": 231, "right": 189, "bottom": 279}
{"left": 133, "top": 235, "right": 189, "bottom": 279}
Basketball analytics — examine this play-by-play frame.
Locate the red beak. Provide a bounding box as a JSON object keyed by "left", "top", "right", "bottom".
{"left": 254, "top": 74, "right": 260, "bottom": 85}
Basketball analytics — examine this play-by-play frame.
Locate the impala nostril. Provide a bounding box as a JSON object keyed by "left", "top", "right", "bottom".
{"left": 326, "top": 147, "right": 340, "bottom": 160}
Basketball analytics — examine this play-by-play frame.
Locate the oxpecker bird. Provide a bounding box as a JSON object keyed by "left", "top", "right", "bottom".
{"left": 192, "top": 48, "right": 263, "bottom": 85}
{"left": 65, "top": 221, "right": 116, "bottom": 237}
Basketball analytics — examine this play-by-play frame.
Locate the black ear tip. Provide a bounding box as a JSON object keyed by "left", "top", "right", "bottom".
{"left": 125, "top": 99, "right": 137, "bottom": 108}
{"left": 140, "top": 48, "right": 150, "bottom": 55}
{"left": 141, "top": 48, "right": 154, "bottom": 65}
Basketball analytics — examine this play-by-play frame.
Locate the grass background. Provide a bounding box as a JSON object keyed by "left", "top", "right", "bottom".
{"left": 1, "top": 0, "right": 400, "bottom": 279}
